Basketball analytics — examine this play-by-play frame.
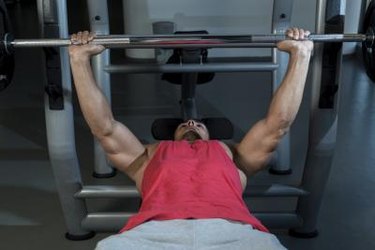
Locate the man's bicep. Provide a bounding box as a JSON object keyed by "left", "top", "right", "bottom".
{"left": 98, "top": 121, "right": 145, "bottom": 169}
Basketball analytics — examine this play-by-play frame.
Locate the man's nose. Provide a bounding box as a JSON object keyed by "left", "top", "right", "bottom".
{"left": 187, "top": 120, "right": 195, "bottom": 127}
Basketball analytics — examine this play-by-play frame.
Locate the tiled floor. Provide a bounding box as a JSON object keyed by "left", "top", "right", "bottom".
{"left": 0, "top": 1, "right": 375, "bottom": 250}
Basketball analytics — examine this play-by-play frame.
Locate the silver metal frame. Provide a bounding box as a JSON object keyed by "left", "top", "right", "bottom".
{"left": 269, "top": 0, "right": 293, "bottom": 175}
{"left": 80, "top": 212, "right": 303, "bottom": 232}
{"left": 42, "top": 0, "right": 343, "bottom": 239}
{"left": 105, "top": 62, "right": 279, "bottom": 74}
{"left": 38, "top": 0, "right": 92, "bottom": 238}
{"left": 291, "top": 0, "right": 341, "bottom": 235}
{"left": 74, "top": 184, "right": 309, "bottom": 199}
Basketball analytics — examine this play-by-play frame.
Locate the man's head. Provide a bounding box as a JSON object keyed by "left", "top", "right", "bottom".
{"left": 174, "top": 119, "right": 210, "bottom": 142}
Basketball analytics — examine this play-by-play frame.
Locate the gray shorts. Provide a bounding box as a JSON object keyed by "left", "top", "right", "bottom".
{"left": 95, "top": 219, "right": 287, "bottom": 250}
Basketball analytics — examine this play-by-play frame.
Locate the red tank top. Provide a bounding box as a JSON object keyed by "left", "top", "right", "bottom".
{"left": 120, "top": 140, "right": 268, "bottom": 233}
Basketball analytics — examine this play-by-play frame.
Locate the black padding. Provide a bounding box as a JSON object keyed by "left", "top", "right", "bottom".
{"left": 201, "top": 117, "right": 233, "bottom": 140}
{"left": 151, "top": 117, "right": 233, "bottom": 140}
{"left": 161, "top": 30, "right": 215, "bottom": 85}
{"left": 152, "top": 118, "right": 183, "bottom": 140}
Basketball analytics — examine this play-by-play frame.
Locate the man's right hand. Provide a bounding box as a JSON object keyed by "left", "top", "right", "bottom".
{"left": 277, "top": 27, "right": 313, "bottom": 56}
{"left": 68, "top": 31, "right": 105, "bottom": 61}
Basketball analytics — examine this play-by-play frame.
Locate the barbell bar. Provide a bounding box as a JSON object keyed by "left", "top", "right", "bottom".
{"left": 1, "top": 28, "right": 374, "bottom": 93}
{"left": 1, "top": 33, "right": 372, "bottom": 53}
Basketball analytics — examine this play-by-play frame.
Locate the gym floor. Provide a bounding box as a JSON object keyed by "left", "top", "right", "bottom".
{"left": 0, "top": 1, "right": 374, "bottom": 250}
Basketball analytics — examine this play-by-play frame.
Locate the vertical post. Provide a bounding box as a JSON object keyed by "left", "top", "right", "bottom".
{"left": 269, "top": 0, "right": 294, "bottom": 175}
{"left": 37, "top": 0, "right": 94, "bottom": 240}
{"left": 290, "top": 0, "right": 343, "bottom": 238}
{"left": 181, "top": 73, "right": 199, "bottom": 120}
{"left": 152, "top": 21, "right": 176, "bottom": 64}
{"left": 87, "top": 0, "right": 115, "bottom": 178}
{"left": 152, "top": 21, "right": 199, "bottom": 120}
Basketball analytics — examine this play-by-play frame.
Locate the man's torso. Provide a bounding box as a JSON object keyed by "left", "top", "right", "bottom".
{"left": 127, "top": 140, "right": 247, "bottom": 192}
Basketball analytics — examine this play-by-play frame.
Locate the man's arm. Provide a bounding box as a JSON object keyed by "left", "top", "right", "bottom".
{"left": 69, "top": 31, "right": 145, "bottom": 179}
{"left": 234, "top": 28, "right": 313, "bottom": 176}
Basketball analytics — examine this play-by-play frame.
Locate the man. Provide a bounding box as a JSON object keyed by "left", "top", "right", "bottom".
{"left": 69, "top": 27, "right": 313, "bottom": 250}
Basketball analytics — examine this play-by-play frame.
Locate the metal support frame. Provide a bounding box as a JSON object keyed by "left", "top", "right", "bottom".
{"left": 80, "top": 212, "right": 303, "bottom": 232}
{"left": 72, "top": 183, "right": 308, "bottom": 233}
{"left": 105, "top": 62, "right": 279, "bottom": 74}
{"left": 290, "top": 0, "right": 342, "bottom": 237}
{"left": 180, "top": 73, "right": 198, "bottom": 120}
{"left": 74, "top": 184, "right": 309, "bottom": 199}
{"left": 269, "top": 0, "right": 294, "bottom": 175}
{"left": 40, "top": 0, "right": 344, "bottom": 239}
{"left": 87, "top": 0, "right": 115, "bottom": 178}
{"left": 37, "top": 0, "right": 94, "bottom": 240}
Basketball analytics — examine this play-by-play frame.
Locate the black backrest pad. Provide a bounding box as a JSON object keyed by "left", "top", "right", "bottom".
{"left": 152, "top": 118, "right": 183, "bottom": 140}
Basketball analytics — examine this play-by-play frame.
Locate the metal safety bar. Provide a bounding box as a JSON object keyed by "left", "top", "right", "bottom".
{"left": 81, "top": 212, "right": 302, "bottom": 232}
{"left": 74, "top": 184, "right": 309, "bottom": 199}
{"left": 104, "top": 62, "right": 279, "bottom": 74}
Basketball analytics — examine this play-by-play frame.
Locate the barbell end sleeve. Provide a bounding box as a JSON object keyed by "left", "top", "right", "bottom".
{"left": 364, "top": 28, "right": 375, "bottom": 49}
{"left": 5, "top": 33, "right": 15, "bottom": 55}
{"left": 308, "top": 33, "right": 367, "bottom": 43}
{"left": 11, "top": 38, "right": 72, "bottom": 48}
{"left": 0, "top": 33, "right": 14, "bottom": 55}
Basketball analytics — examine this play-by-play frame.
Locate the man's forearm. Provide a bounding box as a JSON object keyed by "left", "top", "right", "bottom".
{"left": 266, "top": 50, "right": 311, "bottom": 131}
{"left": 70, "top": 57, "right": 114, "bottom": 137}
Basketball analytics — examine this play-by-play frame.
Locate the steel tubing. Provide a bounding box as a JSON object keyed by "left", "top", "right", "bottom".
{"left": 104, "top": 62, "right": 279, "bottom": 73}
{"left": 75, "top": 184, "right": 308, "bottom": 199}
{"left": 81, "top": 212, "right": 302, "bottom": 231}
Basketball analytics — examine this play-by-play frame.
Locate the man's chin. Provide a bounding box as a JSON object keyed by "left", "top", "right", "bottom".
{"left": 182, "top": 131, "right": 202, "bottom": 142}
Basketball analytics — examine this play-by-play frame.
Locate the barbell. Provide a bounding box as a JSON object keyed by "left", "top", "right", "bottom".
{"left": 0, "top": 33, "right": 371, "bottom": 51}
{"left": 1, "top": 3, "right": 375, "bottom": 92}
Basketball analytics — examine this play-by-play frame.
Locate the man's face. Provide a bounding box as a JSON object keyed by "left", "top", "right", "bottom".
{"left": 174, "top": 119, "right": 209, "bottom": 141}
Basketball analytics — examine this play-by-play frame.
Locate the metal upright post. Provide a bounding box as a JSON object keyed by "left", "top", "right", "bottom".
{"left": 87, "top": 0, "right": 115, "bottom": 178}
{"left": 37, "top": 0, "right": 94, "bottom": 240}
{"left": 181, "top": 73, "right": 199, "bottom": 120}
{"left": 269, "top": 0, "right": 294, "bottom": 175}
{"left": 290, "top": 0, "right": 342, "bottom": 238}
